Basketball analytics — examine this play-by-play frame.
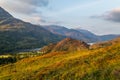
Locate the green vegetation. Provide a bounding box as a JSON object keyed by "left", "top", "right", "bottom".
{"left": 0, "top": 52, "right": 43, "bottom": 65}
{"left": 0, "top": 55, "right": 16, "bottom": 65}
{"left": 0, "top": 39, "right": 120, "bottom": 80}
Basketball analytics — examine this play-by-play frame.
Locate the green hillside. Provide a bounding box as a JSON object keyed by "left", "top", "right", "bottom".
{"left": 0, "top": 38, "right": 120, "bottom": 80}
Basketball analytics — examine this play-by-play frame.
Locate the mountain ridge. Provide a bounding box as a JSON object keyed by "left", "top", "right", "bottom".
{"left": 42, "top": 25, "right": 119, "bottom": 43}
{"left": 0, "top": 7, "right": 13, "bottom": 19}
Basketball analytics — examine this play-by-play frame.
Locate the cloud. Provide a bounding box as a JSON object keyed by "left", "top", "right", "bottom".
{"left": 20, "top": 14, "right": 63, "bottom": 25}
{"left": 103, "top": 8, "right": 120, "bottom": 22}
{"left": 0, "top": 0, "right": 49, "bottom": 14}
{"left": 23, "top": 15, "right": 44, "bottom": 24}
{"left": 92, "top": 8, "right": 120, "bottom": 22}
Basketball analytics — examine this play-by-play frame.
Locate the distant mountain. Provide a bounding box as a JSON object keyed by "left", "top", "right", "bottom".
{"left": 42, "top": 25, "right": 119, "bottom": 43}
{"left": 0, "top": 7, "right": 64, "bottom": 54}
{"left": 40, "top": 38, "right": 89, "bottom": 53}
{"left": 75, "top": 28, "right": 100, "bottom": 42}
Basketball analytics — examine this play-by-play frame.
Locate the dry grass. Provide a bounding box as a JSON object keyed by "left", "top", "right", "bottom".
{"left": 0, "top": 43, "right": 120, "bottom": 80}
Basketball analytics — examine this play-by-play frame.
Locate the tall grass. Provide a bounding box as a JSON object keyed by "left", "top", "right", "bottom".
{"left": 0, "top": 44, "right": 120, "bottom": 80}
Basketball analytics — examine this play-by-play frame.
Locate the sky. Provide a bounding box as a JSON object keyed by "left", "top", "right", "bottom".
{"left": 0, "top": 0, "right": 120, "bottom": 35}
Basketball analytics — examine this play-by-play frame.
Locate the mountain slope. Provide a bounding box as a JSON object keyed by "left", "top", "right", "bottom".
{"left": 0, "top": 7, "right": 64, "bottom": 54}
{"left": 0, "top": 7, "right": 13, "bottom": 19}
{"left": 42, "top": 25, "right": 119, "bottom": 43}
{"left": 0, "top": 37, "right": 120, "bottom": 80}
{"left": 40, "top": 38, "right": 89, "bottom": 53}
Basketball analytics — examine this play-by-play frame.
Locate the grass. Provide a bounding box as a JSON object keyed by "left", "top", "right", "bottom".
{"left": 0, "top": 44, "right": 120, "bottom": 80}
{"left": 0, "top": 55, "right": 12, "bottom": 58}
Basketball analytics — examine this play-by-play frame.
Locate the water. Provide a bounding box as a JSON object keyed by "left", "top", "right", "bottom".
{"left": 87, "top": 43, "right": 95, "bottom": 45}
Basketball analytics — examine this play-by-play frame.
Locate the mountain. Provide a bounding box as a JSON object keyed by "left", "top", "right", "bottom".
{"left": 0, "top": 7, "right": 64, "bottom": 54}
{"left": 40, "top": 38, "right": 89, "bottom": 53}
{"left": 1, "top": 37, "right": 120, "bottom": 80}
{"left": 42, "top": 25, "right": 119, "bottom": 43}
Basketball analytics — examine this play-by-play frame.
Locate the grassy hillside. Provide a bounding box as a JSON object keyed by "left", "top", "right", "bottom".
{"left": 0, "top": 39, "right": 120, "bottom": 80}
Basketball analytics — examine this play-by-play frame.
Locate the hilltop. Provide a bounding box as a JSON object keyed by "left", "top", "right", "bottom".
{"left": 40, "top": 38, "right": 89, "bottom": 53}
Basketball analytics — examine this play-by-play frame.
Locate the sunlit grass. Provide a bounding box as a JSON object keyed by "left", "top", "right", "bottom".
{"left": 0, "top": 44, "right": 120, "bottom": 80}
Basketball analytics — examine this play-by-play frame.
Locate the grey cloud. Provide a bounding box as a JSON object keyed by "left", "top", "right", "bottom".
{"left": 104, "top": 9, "right": 120, "bottom": 22}
{"left": 40, "top": 19, "right": 64, "bottom": 25}
{"left": 0, "top": 0, "right": 49, "bottom": 14}
{"left": 91, "top": 8, "right": 120, "bottom": 22}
